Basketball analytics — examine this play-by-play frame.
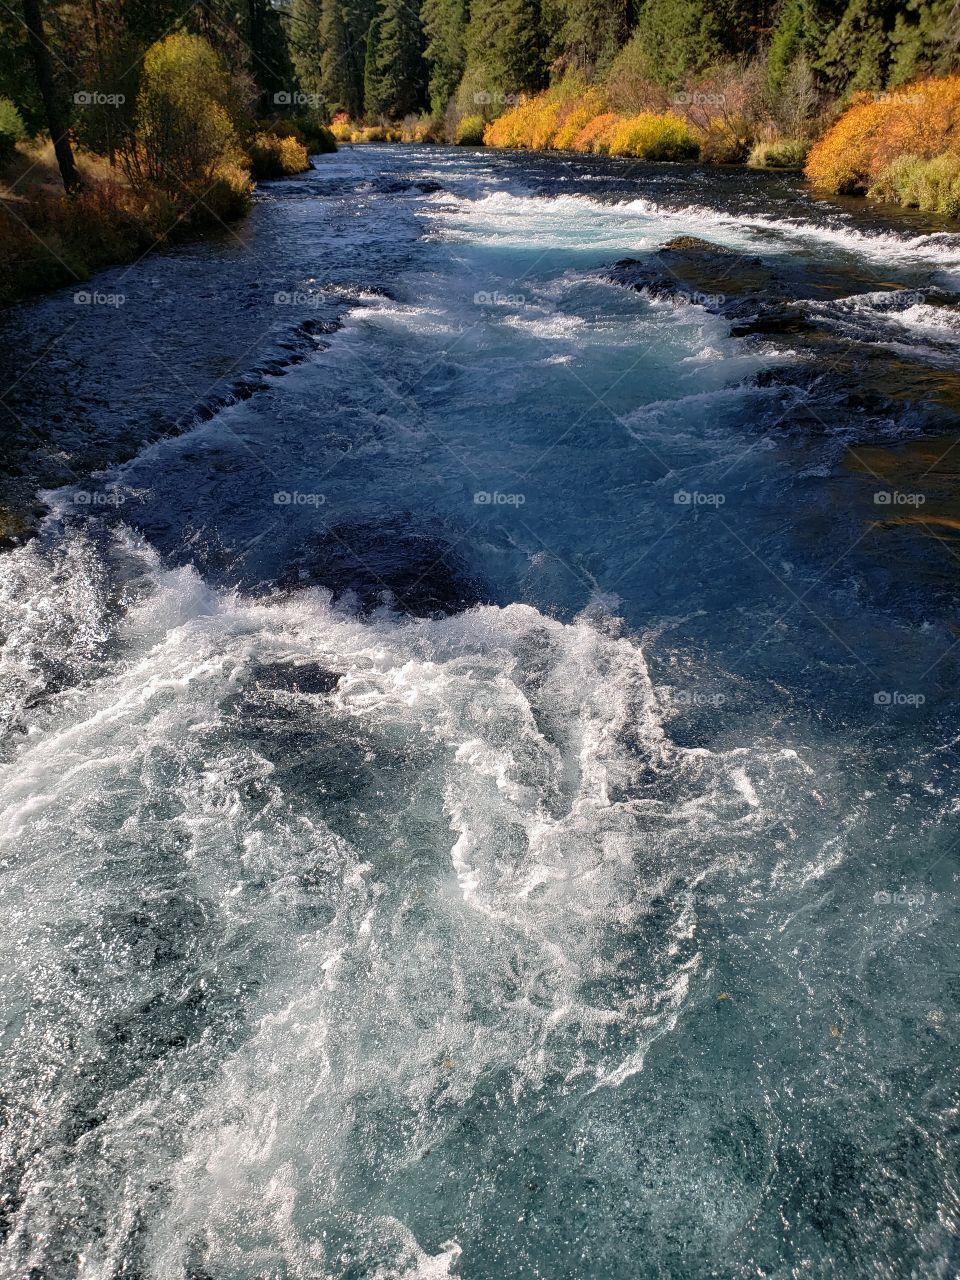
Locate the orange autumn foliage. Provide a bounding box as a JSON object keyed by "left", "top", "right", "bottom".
{"left": 805, "top": 74, "right": 960, "bottom": 193}
{"left": 570, "top": 113, "right": 621, "bottom": 154}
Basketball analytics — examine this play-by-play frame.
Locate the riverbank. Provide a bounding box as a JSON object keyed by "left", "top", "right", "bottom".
{"left": 480, "top": 71, "right": 960, "bottom": 212}
{"left": 0, "top": 144, "right": 252, "bottom": 308}
{"left": 332, "top": 70, "right": 960, "bottom": 216}
{"left": 0, "top": 120, "right": 336, "bottom": 308}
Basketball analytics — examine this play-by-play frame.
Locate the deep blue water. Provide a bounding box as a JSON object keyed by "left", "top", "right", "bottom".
{"left": 0, "top": 145, "right": 959, "bottom": 1279}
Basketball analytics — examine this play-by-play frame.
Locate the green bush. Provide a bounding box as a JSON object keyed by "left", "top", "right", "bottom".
{"left": 0, "top": 97, "right": 26, "bottom": 169}
{"left": 868, "top": 152, "right": 960, "bottom": 216}
{"left": 455, "top": 114, "right": 486, "bottom": 145}
{"left": 130, "top": 33, "right": 245, "bottom": 194}
{"left": 747, "top": 137, "right": 808, "bottom": 168}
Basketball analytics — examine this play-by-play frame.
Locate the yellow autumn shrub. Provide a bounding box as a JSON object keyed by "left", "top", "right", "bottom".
{"left": 248, "top": 132, "right": 310, "bottom": 178}
{"left": 483, "top": 76, "right": 605, "bottom": 151}
{"left": 553, "top": 89, "right": 608, "bottom": 150}
{"left": 606, "top": 113, "right": 700, "bottom": 160}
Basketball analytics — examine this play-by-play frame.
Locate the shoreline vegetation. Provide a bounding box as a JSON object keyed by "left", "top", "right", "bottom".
{"left": 0, "top": 25, "right": 336, "bottom": 308}
{"left": 2, "top": 2, "right": 960, "bottom": 310}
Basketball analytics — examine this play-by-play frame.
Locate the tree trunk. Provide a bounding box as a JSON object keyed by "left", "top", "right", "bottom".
{"left": 21, "top": 0, "right": 83, "bottom": 192}
{"left": 89, "top": 0, "right": 114, "bottom": 166}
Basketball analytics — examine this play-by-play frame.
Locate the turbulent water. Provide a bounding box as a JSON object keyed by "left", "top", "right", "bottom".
{"left": 0, "top": 146, "right": 959, "bottom": 1279}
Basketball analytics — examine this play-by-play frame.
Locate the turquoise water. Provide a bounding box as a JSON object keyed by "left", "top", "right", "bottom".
{"left": 0, "top": 146, "right": 958, "bottom": 1279}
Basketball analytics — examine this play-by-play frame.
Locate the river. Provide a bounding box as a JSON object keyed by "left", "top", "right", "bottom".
{"left": 0, "top": 144, "right": 958, "bottom": 1279}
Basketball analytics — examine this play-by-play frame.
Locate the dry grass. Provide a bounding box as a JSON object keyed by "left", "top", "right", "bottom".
{"left": 0, "top": 141, "right": 251, "bottom": 307}
{"left": 868, "top": 152, "right": 960, "bottom": 215}
{"left": 747, "top": 138, "right": 808, "bottom": 169}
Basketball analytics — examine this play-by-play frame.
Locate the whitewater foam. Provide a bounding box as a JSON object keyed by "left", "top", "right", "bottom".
{"left": 0, "top": 523, "right": 810, "bottom": 1277}
{"left": 428, "top": 189, "right": 960, "bottom": 272}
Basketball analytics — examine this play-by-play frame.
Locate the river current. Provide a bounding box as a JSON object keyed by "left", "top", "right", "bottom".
{"left": 0, "top": 145, "right": 959, "bottom": 1279}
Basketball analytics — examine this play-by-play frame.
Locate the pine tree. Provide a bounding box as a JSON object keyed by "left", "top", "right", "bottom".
{"left": 466, "top": 0, "right": 547, "bottom": 98}
{"left": 289, "top": 0, "right": 326, "bottom": 100}
{"left": 768, "top": 0, "right": 808, "bottom": 89}
{"left": 560, "top": 0, "right": 632, "bottom": 78}
{"left": 369, "top": 0, "right": 426, "bottom": 116}
{"left": 627, "top": 0, "right": 758, "bottom": 86}
{"left": 321, "top": 0, "right": 376, "bottom": 116}
{"left": 815, "top": 0, "right": 898, "bottom": 93}
{"left": 363, "top": 10, "right": 386, "bottom": 114}
{"left": 421, "top": 0, "right": 467, "bottom": 113}
{"left": 888, "top": 0, "right": 960, "bottom": 84}
{"left": 246, "top": 0, "right": 297, "bottom": 106}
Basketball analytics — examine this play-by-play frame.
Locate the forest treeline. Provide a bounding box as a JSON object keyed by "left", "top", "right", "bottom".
{"left": 3, "top": 1, "right": 959, "bottom": 164}
{"left": 289, "top": 0, "right": 960, "bottom": 140}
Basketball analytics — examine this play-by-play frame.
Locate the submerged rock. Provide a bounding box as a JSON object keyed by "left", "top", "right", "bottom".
{"left": 250, "top": 660, "right": 341, "bottom": 696}
{"left": 279, "top": 516, "right": 491, "bottom": 616}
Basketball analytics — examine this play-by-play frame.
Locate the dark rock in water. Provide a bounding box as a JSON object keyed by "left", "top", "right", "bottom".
{"left": 280, "top": 517, "right": 490, "bottom": 616}
{"left": 378, "top": 178, "right": 444, "bottom": 196}
{"left": 606, "top": 240, "right": 774, "bottom": 309}
{"left": 727, "top": 301, "right": 818, "bottom": 337}
{"left": 658, "top": 236, "right": 741, "bottom": 255}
